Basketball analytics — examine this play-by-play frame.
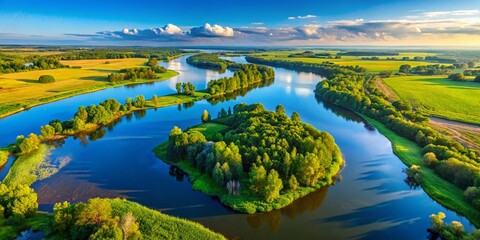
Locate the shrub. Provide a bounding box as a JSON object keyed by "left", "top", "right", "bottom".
{"left": 38, "top": 75, "right": 56, "bottom": 83}
{"left": 448, "top": 73, "right": 466, "bottom": 81}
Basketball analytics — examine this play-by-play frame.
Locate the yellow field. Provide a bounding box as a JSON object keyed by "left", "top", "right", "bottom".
{"left": 254, "top": 51, "right": 438, "bottom": 72}
{"left": 0, "top": 58, "right": 178, "bottom": 117}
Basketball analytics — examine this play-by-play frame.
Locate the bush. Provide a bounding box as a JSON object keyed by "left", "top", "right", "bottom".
{"left": 448, "top": 73, "right": 466, "bottom": 81}
{"left": 38, "top": 75, "right": 56, "bottom": 83}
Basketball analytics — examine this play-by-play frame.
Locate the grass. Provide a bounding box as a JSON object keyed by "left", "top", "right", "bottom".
{"left": 0, "top": 58, "right": 178, "bottom": 118}
{"left": 0, "top": 213, "right": 50, "bottom": 240}
{"left": 383, "top": 75, "right": 480, "bottom": 125}
{"left": 2, "top": 144, "right": 50, "bottom": 186}
{"left": 363, "top": 115, "right": 480, "bottom": 228}
{"left": 109, "top": 198, "right": 225, "bottom": 240}
{"left": 253, "top": 51, "right": 438, "bottom": 73}
{"left": 153, "top": 122, "right": 343, "bottom": 214}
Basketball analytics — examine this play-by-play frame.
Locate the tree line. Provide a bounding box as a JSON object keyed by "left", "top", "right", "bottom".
{"left": 186, "top": 53, "right": 240, "bottom": 72}
{"left": 57, "top": 48, "right": 184, "bottom": 60}
{"left": 0, "top": 55, "right": 66, "bottom": 73}
{"left": 107, "top": 66, "right": 167, "bottom": 82}
{"left": 207, "top": 64, "right": 274, "bottom": 95}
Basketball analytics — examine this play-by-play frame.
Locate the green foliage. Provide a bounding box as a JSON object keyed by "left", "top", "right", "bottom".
{"left": 0, "top": 151, "right": 8, "bottom": 166}
{"left": 474, "top": 76, "right": 480, "bottom": 82}
{"left": 410, "top": 64, "right": 453, "bottom": 75}
{"left": 161, "top": 103, "right": 342, "bottom": 212}
{"left": 181, "top": 82, "right": 196, "bottom": 96}
{"left": 423, "top": 152, "right": 439, "bottom": 167}
{"left": 288, "top": 175, "right": 299, "bottom": 191}
{"left": 107, "top": 66, "right": 167, "bottom": 82}
{"left": 207, "top": 64, "right": 274, "bottom": 95}
{"left": 186, "top": 53, "right": 237, "bottom": 71}
{"left": 175, "top": 82, "right": 182, "bottom": 94}
{"left": 17, "top": 133, "right": 40, "bottom": 154}
{"left": 133, "top": 95, "right": 146, "bottom": 108}
{"left": 146, "top": 58, "right": 158, "bottom": 67}
{"left": 399, "top": 64, "right": 411, "bottom": 73}
{"left": 3, "top": 144, "right": 50, "bottom": 186}
{"left": 38, "top": 75, "right": 56, "bottom": 83}
{"left": 40, "top": 125, "right": 55, "bottom": 138}
{"left": 201, "top": 109, "right": 211, "bottom": 123}
{"left": 429, "top": 212, "right": 479, "bottom": 239}
{"left": 291, "top": 112, "right": 300, "bottom": 123}
{"left": 0, "top": 183, "right": 38, "bottom": 219}
{"left": 448, "top": 73, "right": 466, "bottom": 81}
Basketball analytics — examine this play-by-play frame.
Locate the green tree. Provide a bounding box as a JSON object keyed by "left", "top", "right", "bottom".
{"left": 147, "top": 58, "right": 158, "bottom": 67}
{"left": 75, "top": 106, "right": 88, "bottom": 122}
{"left": 76, "top": 198, "right": 112, "bottom": 227}
{"left": 291, "top": 112, "right": 300, "bottom": 123}
{"left": 175, "top": 82, "right": 182, "bottom": 94}
{"left": 40, "top": 124, "right": 55, "bottom": 138}
{"left": 262, "top": 169, "right": 283, "bottom": 202}
{"left": 18, "top": 133, "right": 41, "bottom": 154}
{"left": 201, "top": 110, "right": 211, "bottom": 123}
{"left": 430, "top": 212, "right": 446, "bottom": 233}
{"left": 0, "top": 183, "right": 38, "bottom": 218}
{"left": 448, "top": 73, "right": 466, "bottom": 81}
{"left": 288, "top": 175, "right": 299, "bottom": 191}
{"left": 276, "top": 105, "right": 286, "bottom": 115}
{"left": 423, "top": 152, "right": 438, "bottom": 168}
{"left": 249, "top": 164, "right": 266, "bottom": 193}
{"left": 90, "top": 225, "right": 123, "bottom": 240}
{"left": 38, "top": 75, "right": 55, "bottom": 83}
{"left": 399, "top": 64, "right": 411, "bottom": 73}
{"left": 73, "top": 117, "right": 86, "bottom": 131}
{"left": 212, "top": 162, "right": 225, "bottom": 186}
{"left": 133, "top": 95, "right": 146, "bottom": 108}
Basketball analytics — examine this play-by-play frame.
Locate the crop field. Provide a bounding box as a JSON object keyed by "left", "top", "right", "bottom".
{"left": 253, "top": 51, "right": 438, "bottom": 72}
{"left": 0, "top": 58, "right": 177, "bottom": 117}
{"left": 383, "top": 75, "right": 480, "bottom": 124}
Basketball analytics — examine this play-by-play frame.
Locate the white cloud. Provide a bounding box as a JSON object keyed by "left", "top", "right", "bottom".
{"left": 251, "top": 22, "right": 264, "bottom": 25}
{"left": 298, "top": 14, "right": 317, "bottom": 19}
{"left": 155, "top": 24, "right": 182, "bottom": 35}
{"left": 423, "top": 10, "right": 479, "bottom": 18}
{"left": 288, "top": 16, "right": 296, "bottom": 20}
{"left": 189, "top": 23, "right": 234, "bottom": 37}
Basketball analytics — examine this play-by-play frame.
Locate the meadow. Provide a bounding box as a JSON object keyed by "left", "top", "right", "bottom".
{"left": 0, "top": 58, "right": 177, "bottom": 117}
{"left": 383, "top": 75, "right": 480, "bottom": 125}
{"left": 253, "top": 51, "right": 437, "bottom": 72}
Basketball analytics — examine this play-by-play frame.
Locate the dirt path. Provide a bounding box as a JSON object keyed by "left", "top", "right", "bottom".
{"left": 375, "top": 77, "right": 398, "bottom": 101}
{"left": 429, "top": 117, "right": 480, "bottom": 152}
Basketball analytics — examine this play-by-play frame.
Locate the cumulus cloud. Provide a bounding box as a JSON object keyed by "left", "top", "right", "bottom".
{"left": 189, "top": 23, "right": 234, "bottom": 37}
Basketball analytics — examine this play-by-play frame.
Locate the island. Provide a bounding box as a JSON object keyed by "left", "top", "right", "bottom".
{"left": 153, "top": 103, "right": 343, "bottom": 213}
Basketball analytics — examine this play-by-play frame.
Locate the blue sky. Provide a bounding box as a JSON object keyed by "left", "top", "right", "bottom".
{"left": 1, "top": 0, "right": 479, "bottom": 46}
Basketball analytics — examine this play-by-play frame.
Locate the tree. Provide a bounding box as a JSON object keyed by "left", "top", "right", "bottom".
{"left": 152, "top": 94, "right": 158, "bottom": 108}
{"left": 18, "top": 133, "right": 41, "bottom": 154}
{"left": 262, "top": 169, "right": 283, "bottom": 202}
{"left": 212, "top": 162, "right": 225, "bottom": 186}
{"left": 133, "top": 95, "right": 146, "bottom": 108}
{"left": 76, "top": 198, "right": 112, "bottom": 227}
{"left": 276, "top": 105, "right": 286, "bottom": 115}
{"left": 49, "top": 120, "right": 63, "bottom": 134}
{"left": 288, "top": 175, "right": 299, "bottom": 191}
{"left": 125, "top": 98, "right": 133, "bottom": 111}
{"left": 423, "top": 152, "right": 438, "bottom": 168}
{"left": 90, "top": 225, "right": 123, "bottom": 240}
{"left": 147, "top": 58, "right": 158, "bottom": 67}
{"left": 201, "top": 110, "right": 211, "bottom": 123}
{"left": 291, "top": 112, "right": 300, "bottom": 123}
{"left": 75, "top": 106, "right": 88, "bottom": 122}
{"left": 40, "top": 125, "right": 55, "bottom": 138}
{"left": 475, "top": 76, "right": 480, "bottom": 82}
{"left": 249, "top": 164, "right": 266, "bottom": 193}
{"left": 227, "top": 107, "right": 232, "bottom": 115}
{"left": 399, "top": 64, "right": 411, "bottom": 73}
{"left": 175, "top": 82, "right": 182, "bottom": 94}
{"left": 73, "top": 117, "right": 86, "bottom": 131}
{"left": 448, "top": 73, "right": 466, "bottom": 81}
{"left": 169, "top": 126, "right": 182, "bottom": 136}
{"left": 119, "top": 212, "right": 141, "bottom": 240}
{"left": 39, "top": 75, "right": 55, "bottom": 83}
{"left": 0, "top": 183, "right": 38, "bottom": 218}
{"left": 430, "top": 212, "right": 446, "bottom": 233}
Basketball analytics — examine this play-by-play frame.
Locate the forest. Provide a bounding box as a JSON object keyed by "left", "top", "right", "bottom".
{"left": 161, "top": 103, "right": 342, "bottom": 213}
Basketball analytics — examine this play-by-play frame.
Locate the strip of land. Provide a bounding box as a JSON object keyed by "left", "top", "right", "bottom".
{"left": 0, "top": 58, "right": 178, "bottom": 118}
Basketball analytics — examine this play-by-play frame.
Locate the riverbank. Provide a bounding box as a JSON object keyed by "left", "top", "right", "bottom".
{"left": 363, "top": 115, "right": 480, "bottom": 227}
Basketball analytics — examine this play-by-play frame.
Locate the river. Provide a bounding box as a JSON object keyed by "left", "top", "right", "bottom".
{"left": 0, "top": 55, "right": 474, "bottom": 239}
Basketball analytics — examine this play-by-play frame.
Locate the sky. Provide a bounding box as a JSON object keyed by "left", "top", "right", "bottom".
{"left": 0, "top": 0, "right": 480, "bottom": 46}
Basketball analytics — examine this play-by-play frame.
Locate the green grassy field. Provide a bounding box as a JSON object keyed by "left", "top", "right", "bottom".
{"left": 383, "top": 75, "right": 480, "bottom": 125}
{"left": 0, "top": 58, "right": 178, "bottom": 118}
{"left": 363, "top": 115, "right": 480, "bottom": 227}
{"left": 253, "top": 51, "right": 437, "bottom": 72}
{"left": 2, "top": 144, "right": 51, "bottom": 186}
